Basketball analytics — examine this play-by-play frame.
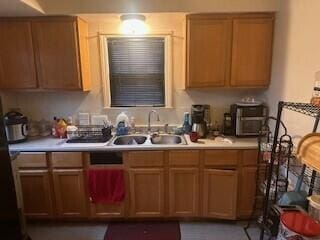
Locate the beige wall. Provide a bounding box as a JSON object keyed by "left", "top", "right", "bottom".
{"left": 2, "top": 13, "right": 266, "bottom": 125}
{"left": 267, "top": 1, "right": 320, "bottom": 140}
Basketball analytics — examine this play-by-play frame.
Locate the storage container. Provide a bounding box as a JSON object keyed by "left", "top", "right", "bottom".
{"left": 277, "top": 212, "right": 320, "bottom": 240}
{"left": 308, "top": 195, "right": 320, "bottom": 222}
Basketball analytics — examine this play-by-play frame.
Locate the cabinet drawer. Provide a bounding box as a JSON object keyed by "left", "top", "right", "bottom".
{"left": 169, "top": 150, "right": 200, "bottom": 166}
{"left": 242, "top": 150, "right": 258, "bottom": 166}
{"left": 17, "top": 152, "right": 47, "bottom": 168}
{"left": 127, "top": 151, "right": 164, "bottom": 167}
{"left": 51, "top": 152, "right": 83, "bottom": 168}
{"left": 204, "top": 150, "right": 239, "bottom": 166}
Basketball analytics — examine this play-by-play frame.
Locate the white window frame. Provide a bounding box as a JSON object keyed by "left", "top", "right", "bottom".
{"left": 99, "top": 33, "right": 173, "bottom": 109}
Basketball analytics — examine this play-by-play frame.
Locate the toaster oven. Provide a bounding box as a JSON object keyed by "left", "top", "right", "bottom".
{"left": 230, "top": 104, "right": 268, "bottom": 137}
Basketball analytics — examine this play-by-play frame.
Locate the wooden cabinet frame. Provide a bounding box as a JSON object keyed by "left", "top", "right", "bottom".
{"left": 52, "top": 169, "right": 87, "bottom": 218}
{"left": 19, "top": 169, "right": 54, "bottom": 218}
{"left": 129, "top": 168, "right": 165, "bottom": 217}
{"left": 0, "top": 16, "right": 91, "bottom": 91}
{"left": 169, "top": 167, "right": 199, "bottom": 216}
{"left": 186, "top": 13, "right": 275, "bottom": 89}
{"left": 17, "top": 149, "right": 258, "bottom": 220}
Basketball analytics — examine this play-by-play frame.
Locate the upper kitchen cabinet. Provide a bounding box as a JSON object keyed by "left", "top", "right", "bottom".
{"left": 0, "top": 21, "right": 38, "bottom": 89}
{"left": 230, "top": 16, "right": 274, "bottom": 87}
{"left": 186, "top": 13, "right": 274, "bottom": 89}
{"left": 32, "top": 17, "right": 90, "bottom": 90}
{"left": 186, "top": 15, "right": 232, "bottom": 88}
{"left": 0, "top": 16, "right": 91, "bottom": 91}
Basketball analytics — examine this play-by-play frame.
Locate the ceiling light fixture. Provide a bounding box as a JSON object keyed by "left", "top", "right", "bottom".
{"left": 120, "top": 14, "right": 148, "bottom": 35}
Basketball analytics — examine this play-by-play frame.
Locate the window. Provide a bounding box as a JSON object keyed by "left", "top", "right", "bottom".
{"left": 100, "top": 35, "right": 172, "bottom": 108}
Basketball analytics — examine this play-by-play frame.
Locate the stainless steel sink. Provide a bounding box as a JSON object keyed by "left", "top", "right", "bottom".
{"left": 112, "top": 135, "right": 147, "bottom": 145}
{"left": 150, "top": 134, "right": 186, "bottom": 145}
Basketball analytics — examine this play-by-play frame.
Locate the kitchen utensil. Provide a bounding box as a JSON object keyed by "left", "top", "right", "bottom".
{"left": 191, "top": 123, "right": 206, "bottom": 138}
{"left": 297, "top": 133, "right": 320, "bottom": 172}
{"left": 102, "top": 126, "right": 112, "bottom": 139}
{"left": 189, "top": 131, "right": 199, "bottom": 142}
{"left": 308, "top": 195, "right": 320, "bottom": 222}
{"left": 4, "top": 111, "right": 28, "bottom": 144}
{"left": 191, "top": 105, "right": 210, "bottom": 138}
{"left": 278, "top": 165, "right": 308, "bottom": 210}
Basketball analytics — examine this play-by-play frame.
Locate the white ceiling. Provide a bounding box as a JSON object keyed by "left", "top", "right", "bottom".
{"left": 0, "top": 0, "right": 278, "bottom": 16}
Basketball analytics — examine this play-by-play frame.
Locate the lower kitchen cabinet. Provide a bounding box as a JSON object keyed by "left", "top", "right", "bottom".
{"left": 19, "top": 169, "right": 53, "bottom": 218}
{"left": 90, "top": 203, "right": 125, "bottom": 218}
{"left": 129, "top": 168, "right": 165, "bottom": 217}
{"left": 17, "top": 149, "right": 258, "bottom": 221}
{"left": 52, "top": 169, "right": 87, "bottom": 218}
{"left": 169, "top": 168, "right": 199, "bottom": 216}
{"left": 238, "top": 167, "right": 257, "bottom": 218}
{"left": 203, "top": 169, "right": 238, "bottom": 219}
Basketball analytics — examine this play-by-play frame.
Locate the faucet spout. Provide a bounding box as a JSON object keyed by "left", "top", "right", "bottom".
{"left": 148, "top": 110, "right": 160, "bottom": 133}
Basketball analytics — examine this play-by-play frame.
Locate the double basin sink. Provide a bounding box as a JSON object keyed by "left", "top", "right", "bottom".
{"left": 110, "top": 134, "right": 187, "bottom": 146}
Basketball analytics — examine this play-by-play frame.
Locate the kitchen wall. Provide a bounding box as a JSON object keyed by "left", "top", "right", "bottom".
{"left": 1, "top": 13, "right": 267, "bottom": 126}
{"left": 267, "top": 0, "right": 320, "bottom": 142}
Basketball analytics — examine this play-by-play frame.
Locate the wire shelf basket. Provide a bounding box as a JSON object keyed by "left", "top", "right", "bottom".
{"left": 66, "top": 125, "right": 106, "bottom": 137}
{"left": 65, "top": 125, "right": 113, "bottom": 143}
{"left": 289, "top": 155, "right": 320, "bottom": 194}
{"left": 283, "top": 102, "right": 320, "bottom": 118}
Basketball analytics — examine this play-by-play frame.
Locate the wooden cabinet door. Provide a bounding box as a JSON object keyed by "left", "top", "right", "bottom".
{"left": 52, "top": 169, "right": 87, "bottom": 218}
{"left": 186, "top": 16, "right": 232, "bottom": 88}
{"left": 169, "top": 168, "right": 199, "bottom": 216}
{"left": 32, "top": 19, "right": 82, "bottom": 90}
{"left": 0, "top": 21, "right": 37, "bottom": 89}
{"left": 129, "top": 168, "right": 164, "bottom": 217}
{"left": 238, "top": 167, "right": 257, "bottom": 218}
{"left": 90, "top": 203, "right": 125, "bottom": 218}
{"left": 230, "top": 17, "right": 274, "bottom": 87}
{"left": 19, "top": 170, "right": 53, "bottom": 218}
{"left": 203, "top": 169, "right": 238, "bottom": 219}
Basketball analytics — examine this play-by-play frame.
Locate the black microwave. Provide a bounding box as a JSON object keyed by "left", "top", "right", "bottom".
{"left": 230, "top": 104, "right": 268, "bottom": 137}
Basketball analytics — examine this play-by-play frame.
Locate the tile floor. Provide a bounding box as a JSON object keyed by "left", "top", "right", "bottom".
{"left": 27, "top": 221, "right": 262, "bottom": 240}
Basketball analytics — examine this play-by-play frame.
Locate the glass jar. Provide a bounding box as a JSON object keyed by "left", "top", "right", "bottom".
{"left": 311, "top": 71, "right": 320, "bottom": 106}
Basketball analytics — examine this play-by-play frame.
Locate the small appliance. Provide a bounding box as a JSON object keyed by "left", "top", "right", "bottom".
{"left": 4, "top": 111, "right": 28, "bottom": 144}
{"left": 230, "top": 104, "right": 268, "bottom": 137}
{"left": 191, "top": 105, "right": 210, "bottom": 138}
{"left": 223, "top": 113, "right": 234, "bottom": 136}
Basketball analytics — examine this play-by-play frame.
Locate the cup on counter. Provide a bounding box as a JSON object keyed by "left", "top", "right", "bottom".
{"left": 189, "top": 131, "right": 199, "bottom": 142}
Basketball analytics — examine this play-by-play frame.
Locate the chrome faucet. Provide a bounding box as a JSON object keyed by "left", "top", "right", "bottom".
{"left": 148, "top": 110, "right": 160, "bottom": 133}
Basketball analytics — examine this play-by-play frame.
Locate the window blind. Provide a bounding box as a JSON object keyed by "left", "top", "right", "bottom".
{"left": 107, "top": 37, "right": 165, "bottom": 107}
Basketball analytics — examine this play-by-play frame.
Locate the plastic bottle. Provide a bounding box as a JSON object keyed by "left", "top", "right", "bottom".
{"left": 182, "top": 112, "right": 191, "bottom": 134}
{"left": 130, "top": 117, "right": 136, "bottom": 134}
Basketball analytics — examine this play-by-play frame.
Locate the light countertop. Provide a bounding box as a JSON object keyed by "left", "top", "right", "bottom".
{"left": 9, "top": 135, "right": 258, "bottom": 152}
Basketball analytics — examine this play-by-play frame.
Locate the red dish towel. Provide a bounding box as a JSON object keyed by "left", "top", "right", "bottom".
{"left": 87, "top": 169, "right": 125, "bottom": 204}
